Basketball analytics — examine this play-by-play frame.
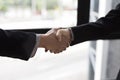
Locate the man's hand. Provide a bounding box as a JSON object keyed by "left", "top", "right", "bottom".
{"left": 56, "top": 28, "right": 71, "bottom": 44}
{"left": 39, "top": 29, "right": 69, "bottom": 53}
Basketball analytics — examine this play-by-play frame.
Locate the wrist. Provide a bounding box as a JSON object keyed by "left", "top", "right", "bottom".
{"left": 64, "top": 28, "right": 71, "bottom": 43}
{"left": 39, "top": 34, "right": 47, "bottom": 48}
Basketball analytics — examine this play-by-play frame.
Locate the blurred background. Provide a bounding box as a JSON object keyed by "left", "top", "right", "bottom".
{"left": 0, "top": 0, "right": 89, "bottom": 80}
{"left": 0, "top": 0, "right": 77, "bottom": 27}
{"left": 1, "top": 0, "right": 120, "bottom": 80}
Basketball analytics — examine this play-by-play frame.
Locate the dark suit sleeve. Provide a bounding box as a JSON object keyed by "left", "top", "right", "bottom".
{"left": 71, "top": 4, "right": 120, "bottom": 45}
{"left": 117, "top": 70, "right": 120, "bottom": 80}
{"left": 0, "top": 29, "right": 36, "bottom": 60}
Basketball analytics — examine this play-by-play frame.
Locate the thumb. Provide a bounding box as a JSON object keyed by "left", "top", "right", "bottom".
{"left": 56, "top": 30, "right": 62, "bottom": 42}
{"left": 45, "top": 49, "right": 48, "bottom": 52}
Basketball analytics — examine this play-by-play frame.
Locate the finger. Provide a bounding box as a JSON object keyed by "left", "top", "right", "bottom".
{"left": 59, "top": 50, "right": 63, "bottom": 53}
{"left": 64, "top": 41, "right": 70, "bottom": 47}
{"left": 61, "top": 47, "right": 66, "bottom": 51}
{"left": 54, "top": 51, "right": 61, "bottom": 54}
{"left": 63, "top": 48, "right": 66, "bottom": 51}
{"left": 54, "top": 49, "right": 62, "bottom": 54}
{"left": 56, "top": 30, "right": 62, "bottom": 42}
{"left": 61, "top": 40, "right": 70, "bottom": 48}
{"left": 57, "top": 49, "right": 65, "bottom": 53}
{"left": 53, "top": 50, "right": 59, "bottom": 54}
{"left": 50, "top": 50, "right": 54, "bottom": 53}
{"left": 54, "top": 52, "right": 59, "bottom": 54}
{"left": 45, "top": 49, "right": 48, "bottom": 52}
{"left": 53, "top": 28, "right": 60, "bottom": 32}
{"left": 67, "top": 42, "right": 70, "bottom": 47}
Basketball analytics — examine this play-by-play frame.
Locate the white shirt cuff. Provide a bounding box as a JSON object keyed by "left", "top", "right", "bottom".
{"left": 30, "top": 34, "right": 41, "bottom": 57}
{"left": 69, "top": 28, "right": 74, "bottom": 42}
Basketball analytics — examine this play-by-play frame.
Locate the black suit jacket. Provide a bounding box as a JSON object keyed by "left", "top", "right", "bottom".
{"left": 0, "top": 17, "right": 51, "bottom": 61}
{"left": 71, "top": 4, "right": 120, "bottom": 80}
{"left": 71, "top": 3, "right": 120, "bottom": 45}
{"left": 0, "top": 29, "right": 37, "bottom": 60}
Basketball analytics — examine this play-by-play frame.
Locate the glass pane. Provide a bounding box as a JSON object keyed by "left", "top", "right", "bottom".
{"left": 0, "top": 0, "right": 77, "bottom": 29}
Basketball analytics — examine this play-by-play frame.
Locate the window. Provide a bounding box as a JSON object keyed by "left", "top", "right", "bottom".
{"left": 0, "top": 0, "right": 77, "bottom": 29}
{"left": 90, "top": 0, "right": 99, "bottom": 22}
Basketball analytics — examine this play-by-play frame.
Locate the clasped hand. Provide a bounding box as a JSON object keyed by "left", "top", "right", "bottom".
{"left": 39, "top": 28, "right": 71, "bottom": 54}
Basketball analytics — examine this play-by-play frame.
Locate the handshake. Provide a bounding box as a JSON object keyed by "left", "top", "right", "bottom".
{"left": 39, "top": 28, "right": 71, "bottom": 53}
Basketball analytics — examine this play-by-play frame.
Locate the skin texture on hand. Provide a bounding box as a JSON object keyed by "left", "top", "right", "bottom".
{"left": 39, "top": 29, "right": 69, "bottom": 53}
{"left": 56, "top": 28, "right": 71, "bottom": 44}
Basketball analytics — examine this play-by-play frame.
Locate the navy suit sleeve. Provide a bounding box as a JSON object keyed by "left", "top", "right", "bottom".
{"left": 0, "top": 29, "right": 36, "bottom": 60}
{"left": 71, "top": 4, "right": 120, "bottom": 45}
